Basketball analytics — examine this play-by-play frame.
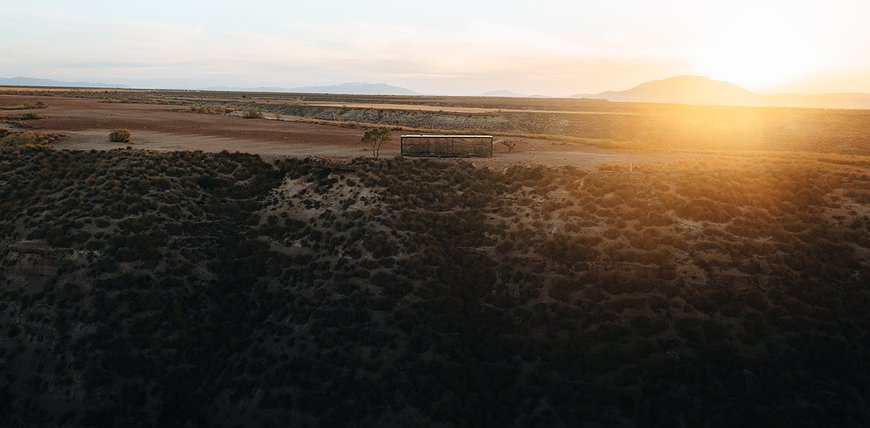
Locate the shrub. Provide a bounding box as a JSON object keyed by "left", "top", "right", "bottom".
{"left": 191, "top": 104, "right": 234, "bottom": 114}
{"left": 243, "top": 108, "right": 264, "bottom": 119}
{"left": 1, "top": 132, "right": 37, "bottom": 146}
{"left": 108, "top": 129, "right": 131, "bottom": 143}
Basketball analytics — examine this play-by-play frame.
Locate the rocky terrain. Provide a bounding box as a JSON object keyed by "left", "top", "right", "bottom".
{"left": 1, "top": 131, "right": 868, "bottom": 426}
{"left": 271, "top": 104, "right": 870, "bottom": 155}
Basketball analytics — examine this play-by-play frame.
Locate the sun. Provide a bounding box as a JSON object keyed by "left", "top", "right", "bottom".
{"left": 696, "top": 9, "right": 822, "bottom": 91}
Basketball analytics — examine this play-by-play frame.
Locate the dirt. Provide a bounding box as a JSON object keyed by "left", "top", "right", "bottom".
{"left": 0, "top": 93, "right": 707, "bottom": 167}
{"left": 55, "top": 129, "right": 374, "bottom": 159}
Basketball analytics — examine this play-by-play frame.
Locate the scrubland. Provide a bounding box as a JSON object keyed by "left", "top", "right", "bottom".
{"left": 4, "top": 88, "right": 869, "bottom": 155}
{"left": 0, "top": 129, "right": 868, "bottom": 426}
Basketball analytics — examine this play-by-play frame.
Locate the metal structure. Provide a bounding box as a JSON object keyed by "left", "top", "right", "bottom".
{"left": 400, "top": 135, "right": 493, "bottom": 158}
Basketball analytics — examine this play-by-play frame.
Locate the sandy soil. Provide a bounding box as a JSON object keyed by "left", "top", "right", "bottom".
{"left": 1, "top": 93, "right": 702, "bottom": 167}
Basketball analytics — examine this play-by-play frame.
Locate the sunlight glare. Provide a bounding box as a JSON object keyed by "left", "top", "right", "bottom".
{"left": 698, "top": 9, "right": 821, "bottom": 91}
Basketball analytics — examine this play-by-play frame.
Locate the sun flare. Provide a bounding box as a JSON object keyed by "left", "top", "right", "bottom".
{"left": 698, "top": 9, "right": 822, "bottom": 90}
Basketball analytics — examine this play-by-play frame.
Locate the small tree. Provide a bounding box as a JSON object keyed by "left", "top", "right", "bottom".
{"left": 360, "top": 127, "right": 391, "bottom": 159}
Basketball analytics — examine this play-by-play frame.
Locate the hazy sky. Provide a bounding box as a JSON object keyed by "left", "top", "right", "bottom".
{"left": 3, "top": 0, "right": 870, "bottom": 95}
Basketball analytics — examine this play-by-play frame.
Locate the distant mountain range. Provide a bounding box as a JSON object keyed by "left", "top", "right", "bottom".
{"left": 481, "top": 90, "right": 527, "bottom": 97}
{"left": 0, "top": 76, "right": 127, "bottom": 88}
{"left": 4, "top": 75, "right": 869, "bottom": 108}
{"left": 572, "top": 76, "right": 870, "bottom": 109}
{"left": 0, "top": 77, "right": 413, "bottom": 95}
{"left": 202, "top": 82, "right": 416, "bottom": 95}
{"left": 481, "top": 90, "right": 550, "bottom": 98}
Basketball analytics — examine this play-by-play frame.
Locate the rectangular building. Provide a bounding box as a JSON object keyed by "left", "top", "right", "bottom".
{"left": 400, "top": 135, "right": 493, "bottom": 158}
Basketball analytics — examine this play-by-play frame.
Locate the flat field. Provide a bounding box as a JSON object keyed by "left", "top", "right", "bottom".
{"left": 3, "top": 86, "right": 869, "bottom": 160}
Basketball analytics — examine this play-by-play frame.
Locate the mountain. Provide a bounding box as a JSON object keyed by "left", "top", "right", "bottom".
{"left": 201, "top": 86, "right": 292, "bottom": 93}
{"left": 481, "top": 90, "right": 551, "bottom": 98}
{"left": 573, "top": 76, "right": 755, "bottom": 105}
{"left": 0, "top": 76, "right": 127, "bottom": 88}
{"left": 290, "top": 82, "right": 415, "bottom": 95}
{"left": 203, "top": 82, "right": 416, "bottom": 95}
{"left": 573, "top": 76, "right": 870, "bottom": 109}
{"left": 482, "top": 90, "right": 527, "bottom": 97}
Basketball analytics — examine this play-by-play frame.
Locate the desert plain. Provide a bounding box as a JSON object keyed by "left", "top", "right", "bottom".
{"left": 0, "top": 87, "right": 869, "bottom": 426}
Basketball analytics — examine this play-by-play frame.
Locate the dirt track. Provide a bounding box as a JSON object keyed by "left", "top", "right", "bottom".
{"left": 1, "top": 93, "right": 704, "bottom": 167}
{"left": 4, "top": 94, "right": 367, "bottom": 143}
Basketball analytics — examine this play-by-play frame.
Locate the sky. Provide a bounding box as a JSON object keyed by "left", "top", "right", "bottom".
{"left": 3, "top": 0, "right": 870, "bottom": 95}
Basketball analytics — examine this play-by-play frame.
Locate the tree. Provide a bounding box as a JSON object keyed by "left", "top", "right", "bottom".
{"left": 360, "top": 127, "right": 391, "bottom": 159}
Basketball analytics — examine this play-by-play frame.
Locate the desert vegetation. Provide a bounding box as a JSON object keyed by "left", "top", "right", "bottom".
{"left": 190, "top": 104, "right": 236, "bottom": 115}
{"left": 0, "top": 131, "right": 867, "bottom": 425}
{"left": 360, "top": 127, "right": 391, "bottom": 158}
{"left": 278, "top": 104, "right": 870, "bottom": 155}
{"left": 0, "top": 130, "right": 65, "bottom": 147}
{"left": 243, "top": 107, "right": 264, "bottom": 119}
{"left": 4, "top": 87, "right": 868, "bottom": 156}
{"left": 0, "top": 111, "right": 43, "bottom": 129}
{"left": 0, "top": 101, "right": 45, "bottom": 110}
{"left": 108, "top": 128, "right": 131, "bottom": 142}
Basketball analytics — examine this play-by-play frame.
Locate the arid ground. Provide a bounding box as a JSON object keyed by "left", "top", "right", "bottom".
{"left": 0, "top": 91, "right": 717, "bottom": 167}
{"left": 1, "top": 87, "right": 869, "bottom": 426}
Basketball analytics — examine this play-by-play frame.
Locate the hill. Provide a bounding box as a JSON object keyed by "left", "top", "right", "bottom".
{"left": 575, "top": 75, "right": 870, "bottom": 109}
{"left": 481, "top": 90, "right": 527, "bottom": 97}
{"left": 481, "top": 90, "right": 550, "bottom": 98}
{"left": 0, "top": 76, "right": 127, "bottom": 89}
{"left": 289, "top": 82, "right": 415, "bottom": 95}
{"left": 203, "top": 82, "right": 416, "bottom": 95}
{"left": 201, "top": 85, "right": 296, "bottom": 93}
{"left": 582, "top": 76, "right": 755, "bottom": 105}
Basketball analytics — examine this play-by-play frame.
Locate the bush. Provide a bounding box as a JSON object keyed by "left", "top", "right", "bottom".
{"left": 0, "top": 131, "right": 64, "bottom": 146}
{"left": 108, "top": 129, "right": 131, "bottom": 143}
{"left": 243, "top": 108, "right": 264, "bottom": 119}
{"left": 191, "top": 104, "right": 234, "bottom": 114}
{"left": 1, "top": 132, "right": 37, "bottom": 146}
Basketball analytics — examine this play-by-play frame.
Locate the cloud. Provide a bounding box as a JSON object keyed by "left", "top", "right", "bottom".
{"left": 4, "top": 0, "right": 870, "bottom": 94}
